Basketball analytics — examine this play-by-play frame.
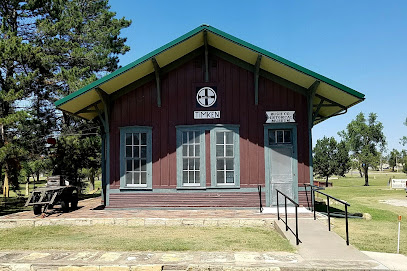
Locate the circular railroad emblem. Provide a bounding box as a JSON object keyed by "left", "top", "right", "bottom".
{"left": 196, "top": 87, "right": 217, "bottom": 107}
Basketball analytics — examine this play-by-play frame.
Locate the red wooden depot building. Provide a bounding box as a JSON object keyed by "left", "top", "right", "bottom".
{"left": 55, "top": 25, "right": 365, "bottom": 208}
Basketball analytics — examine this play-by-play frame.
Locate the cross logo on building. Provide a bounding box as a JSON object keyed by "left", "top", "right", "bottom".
{"left": 196, "top": 87, "right": 217, "bottom": 107}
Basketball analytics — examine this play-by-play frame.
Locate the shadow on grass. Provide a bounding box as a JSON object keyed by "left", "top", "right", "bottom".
{"left": 314, "top": 200, "right": 363, "bottom": 219}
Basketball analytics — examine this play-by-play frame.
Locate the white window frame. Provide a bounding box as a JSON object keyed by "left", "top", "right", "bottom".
{"left": 176, "top": 127, "right": 206, "bottom": 188}
{"left": 210, "top": 126, "right": 240, "bottom": 188}
{"left": 119, "top": 126, "right": 152, "bottom": 189}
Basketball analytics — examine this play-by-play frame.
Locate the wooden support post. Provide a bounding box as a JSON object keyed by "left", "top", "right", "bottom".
{"left": 95, "top": 88, "right": 110, "bottom": 134}
{"left": 152, "top": 57, "right": 161, "bottom": 107}
{"left": 204, "top": 30, "right": 209, "bottom": 82}
{"left": 254, "top": 54, "right": 262, "bottom": 105}
{"left": 312, "top": 98, "right": 325, "bottom": 124}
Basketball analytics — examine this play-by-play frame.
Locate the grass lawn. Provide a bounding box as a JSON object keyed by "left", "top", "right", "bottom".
{"left": 321, "top": 171, "right": 407, "bottom": 255}
{"left": 0, "top": 225, "right": 294, "bottom": 252}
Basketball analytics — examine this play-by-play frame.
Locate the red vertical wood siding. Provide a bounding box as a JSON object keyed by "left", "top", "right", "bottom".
{"left": 109, "top": 55, "right": 310, "bottom": 189}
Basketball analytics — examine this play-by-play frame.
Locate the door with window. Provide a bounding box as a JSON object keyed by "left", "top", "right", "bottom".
{"left": 264, "top": 125, "right": 297, "bottom": 206}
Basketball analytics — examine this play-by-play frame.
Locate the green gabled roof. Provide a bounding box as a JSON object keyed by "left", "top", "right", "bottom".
{"left": 55, "top": 24, "right": 365, "bottom": 124}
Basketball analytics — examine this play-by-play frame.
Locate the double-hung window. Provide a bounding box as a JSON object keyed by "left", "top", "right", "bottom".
{"left": 120, "top": 126, "right": 152, "bottom": 189}
{"left": 176, "top": 128, "right": 206, "bottom": 188}
{"left": 210, "top": 126, "right": 240, "bottom": 187}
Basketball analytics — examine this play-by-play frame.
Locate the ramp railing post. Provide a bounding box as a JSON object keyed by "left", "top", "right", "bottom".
{"left": 285, "top": 197, "right": 288, "bottom": 231}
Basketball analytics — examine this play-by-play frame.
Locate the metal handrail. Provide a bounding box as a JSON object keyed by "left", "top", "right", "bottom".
{"left": 257, "top": 185, "right": 263, "bottom": 213}
{"left": 303, "top": 183, "right": 324, "bottom": 210}
{"left": 276, "top": 189, "right": 301, "bottom": 245}
{"left": 312, "top": 188, "right": 351, "bottom": 246}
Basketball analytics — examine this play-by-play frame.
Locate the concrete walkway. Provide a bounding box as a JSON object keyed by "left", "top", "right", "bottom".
{"left": 274, "top": 217, "right": 407, "bottom": 270}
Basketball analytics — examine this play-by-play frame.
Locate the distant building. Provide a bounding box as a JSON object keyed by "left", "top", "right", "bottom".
{"left": 55, "top": 25, "right": 365, "bottom": 208}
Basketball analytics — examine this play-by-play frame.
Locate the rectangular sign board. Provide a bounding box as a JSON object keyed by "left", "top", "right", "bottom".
{"left": 194, "top": 111, "right": 221, "bottom": 119}
{"left": 391, "top": 179, "right": 407, "bottom": 189}
{"left": 266, "top": 111, "right": 295, "bottom": 123}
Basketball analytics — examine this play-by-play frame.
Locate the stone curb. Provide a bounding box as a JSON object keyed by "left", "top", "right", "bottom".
{"left": 0, "top": 218, "right": 276, "bottom": 229}
{"left": 0, "top": 263, "right": 390, "bottom": 271}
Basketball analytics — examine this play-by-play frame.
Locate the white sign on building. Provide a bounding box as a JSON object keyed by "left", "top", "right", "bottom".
{"left": 194, "top": 111, "right": 221, "bottom": 119}
{"left": 265, "top": 111, "right": 295, "bottom": 123}
{"left": 391, "top": 179, "right": 407, "bottom": 189}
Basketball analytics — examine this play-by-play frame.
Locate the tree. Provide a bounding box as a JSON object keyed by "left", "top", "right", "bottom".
{"left": 335, "top": 140, "right": 350, "bottom": 177}
{"left": 0, "top": 0, "right": 49, "bottom": 196}
{"left": 388, "top": 149, "right": 401, "bottom": 172}
{"left": 339, "top": 112, "right": 386, "bottom": 186}
{"left": 313, "top": 137, "right": 338, "bottom": 186}
{"left": 33, "top": 0, "right": 131, "bottom": 189}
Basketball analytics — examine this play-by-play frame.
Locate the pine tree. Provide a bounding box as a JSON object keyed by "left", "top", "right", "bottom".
{"left": 0, "top": 0, "right": 48, "bottom": 196}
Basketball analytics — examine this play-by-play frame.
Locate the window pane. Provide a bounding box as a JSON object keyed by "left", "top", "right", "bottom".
{"left": 217, "top": 171, "right": 224, "bottom": 183}
{"left": 140, "top": 146, "right": 147, "bottom": 158}
{"left": 189, "top": 158, "right": 194, "bottom": 170}
{"left": 133, "top": 133, "right": 139, "bottom": 145}
{"left": 226, "top": 145, "right": 233, "bottom": 157}
{"left": 126, "top": 146, "right": 132, "bottom": 158}
{"left": 189, "top": 172, "right": 194, "bottom": 183}
{"left": 195, "top": 172, "right": 200, "bottom": 183}
{"left": 226, "top": 158, "right": 234, "bottom": 170}
{"left": 284, "top": 130, "right": 291, "bottom": 143}
{"left": 183, "top": 172, "right": 188, "bottom": 183}
{"left": 182, "top": 145, "right": 187, "bottom": 156}
{"left": 195, "top": 158, "right": 200, "bottom": 170}
{"left": 189, "top": 145, "right": 194, "bottom": 157}
{"left": 126, "top": 160, "right": 132, "bottom": 171}
{"left": 195, "top": 132, "right": 200, "bottom": 143}
{"left": 277, "top": 130, "right": 284, "bottom": 143}
{"left": 126, "top": 133, "right": 132, "bottom": 145}
{"left": 141, "top": 159, "right": 146, "bottom": 171}
{"left": 183, "top": 159, "right": 188, "bottom": 170}
{"left": 195, "top": 145, "right": 200, "bottom": 156}
{"left": 133, "top": 146, "right": 139, "bottom": 158}
{"left": 188, "top": 132, "right": 194, "bottom": 143}
{"left": 217, "top": 159, "right": 224, "bottom": 170}
{"left": 134, "top": 172, "right": 140, "bottom": 184}
{"left": 226, "top": 171, "right": 234, "bottom": 183}
{"left": 216, "top": 145, "right": 224, "bottom": 157}
{"left": 126, "top": 172, "right": 132, "bottom": 185}
{"left": 225, "top": 132, "right": 233, "bottom": 144}
{"left": 141, "top": 133, "right": 147, "bottom": 145}
{"left": 141, "top": 172, "right": 147, "bottom": 184}
{"left": 216, "top": 132, "right": 224, "bottom": 144}
{"left": 134, "top": 159, "right": 140, "bottom": 171}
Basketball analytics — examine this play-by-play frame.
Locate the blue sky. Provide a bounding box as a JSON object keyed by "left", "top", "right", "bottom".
{"left": 109, "top": 0, "right": 407, "bottom": 153}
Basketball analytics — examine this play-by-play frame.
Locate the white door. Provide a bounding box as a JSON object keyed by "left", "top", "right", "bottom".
{"left": 265, "top": 128, "right": 297, "bottom": 206}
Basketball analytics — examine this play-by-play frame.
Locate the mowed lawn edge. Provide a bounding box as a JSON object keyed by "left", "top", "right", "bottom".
{"left": 0, "top": 225, "right": 295, "bottom": 252}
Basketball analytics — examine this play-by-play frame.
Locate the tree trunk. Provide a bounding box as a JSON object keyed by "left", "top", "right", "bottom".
{"left": 36, "top": 171, "right": 40, "bottom": 184}
{"left": 25, "top": 176, "right": 30, "bottom": 196}
{"left": 3, "top": 172, "right": 9, "bottom": 197}
{"left": 89, "top": 174, "right": 95, "bottom": 192}
{"left": 326, "top": 176, "right": 329, "bottom": 187}
{"left": 364, "top": 166, "right": 369, "bottom": 186}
